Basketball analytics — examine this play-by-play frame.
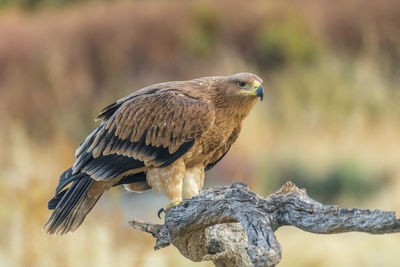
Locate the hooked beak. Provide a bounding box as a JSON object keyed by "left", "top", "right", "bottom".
{"left": 239, "top": 80, "right": 264, "bottom": 101}
{"left": 250, "top": 80, "right": 264, "bottom": 101}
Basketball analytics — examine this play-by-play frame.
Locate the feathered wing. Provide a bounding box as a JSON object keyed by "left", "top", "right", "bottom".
{"left": 75, "top": 87, "right": 215, "bottom": 177}
{"left": 44, "top": 86, "right": 215, "bottom": 234}
{"left": 205, "top": 125, "right": 241, "bottom": 171}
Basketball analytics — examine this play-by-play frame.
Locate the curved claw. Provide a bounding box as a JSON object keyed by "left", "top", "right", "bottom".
{"left": 157, "top": 208, "right": 165, "bottom": 219}
{"left": 157, "top": 198, "right": 182, "bottom": 219}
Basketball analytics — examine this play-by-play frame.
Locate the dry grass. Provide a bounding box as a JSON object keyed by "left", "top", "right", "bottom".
{"left": 1, "top": 0, "right": 400, "bottom": 266}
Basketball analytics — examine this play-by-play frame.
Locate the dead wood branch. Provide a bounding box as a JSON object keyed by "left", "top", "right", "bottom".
{"left": 129, "top": 182, "right": 400, "bottom": 266}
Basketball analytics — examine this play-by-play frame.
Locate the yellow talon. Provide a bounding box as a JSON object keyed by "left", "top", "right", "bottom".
{"left": 165, "top": 198, "right": 182, "bottom": 210}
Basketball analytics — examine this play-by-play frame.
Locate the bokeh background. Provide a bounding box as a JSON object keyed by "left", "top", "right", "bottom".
{"left": 1, "top": 0, "right": 400, "bottom": 266}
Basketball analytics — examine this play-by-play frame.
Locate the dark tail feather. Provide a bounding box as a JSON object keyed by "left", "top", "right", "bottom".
{"left": 43, "top": 170, "right": 102, "bottom": 235}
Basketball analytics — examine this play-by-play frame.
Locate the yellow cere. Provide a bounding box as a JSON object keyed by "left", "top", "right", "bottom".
{"left": 252, "top": 80, "right": 261, "bottom": 91}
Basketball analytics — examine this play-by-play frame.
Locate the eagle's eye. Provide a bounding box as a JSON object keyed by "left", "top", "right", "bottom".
{"left": 236, "top": 81, "right": 246, "bottom": 88}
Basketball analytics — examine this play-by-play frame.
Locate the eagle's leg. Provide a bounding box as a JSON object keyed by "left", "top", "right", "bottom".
{"left": 158, "top": 166, "right": 205, "bottom": 218}
{"left": 147, "top": 159, "right": 185, "bottom": 217}
{"left": 182, "top": 167, "right": 204, "bottom": 199}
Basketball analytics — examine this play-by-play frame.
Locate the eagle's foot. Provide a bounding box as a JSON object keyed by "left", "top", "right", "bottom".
{"left": 157, "top": 198, "right": 182, "bottom": 219}
{"left": 166, "top": 198, "right": 183, "bottom": 209}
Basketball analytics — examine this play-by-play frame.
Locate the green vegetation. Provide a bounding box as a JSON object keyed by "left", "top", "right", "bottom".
{"left": 256, "top": 16, "right": 319, "bottom": 68}
{"left": 264, "top": 159, "right": 389, "bottom": 203}
{"left": 185, "top": 3, "right": 219, "bottom": 56}
{"left": 0, "top": 0, "right": 91, "bottom": 10}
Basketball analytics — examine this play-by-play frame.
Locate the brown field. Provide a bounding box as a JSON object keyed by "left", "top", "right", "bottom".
{"left": 1, "top": 0, "right": 400, "bottom": 266}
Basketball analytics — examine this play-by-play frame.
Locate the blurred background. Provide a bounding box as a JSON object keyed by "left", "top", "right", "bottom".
{"left": 1, "top": 0, "right": 400, "bottom": 266}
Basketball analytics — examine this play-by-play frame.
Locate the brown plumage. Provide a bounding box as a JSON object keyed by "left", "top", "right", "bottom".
{"left": 43, "top": 72, "right": 264, "bottom": 235}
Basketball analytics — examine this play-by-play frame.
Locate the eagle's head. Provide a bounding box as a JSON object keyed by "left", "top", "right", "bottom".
{"left": 209, "top": 72, "right": 264, "bottom": 111}
{"left": 225, "top": 72, "right": 264, "bottom": 101}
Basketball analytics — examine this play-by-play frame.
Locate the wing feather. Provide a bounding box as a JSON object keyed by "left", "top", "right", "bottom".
{"left": 205, "top": 126, "right": 241, "bottom": 171}
{"left": 72, "top": 86, "right": 215, "bottom": 181}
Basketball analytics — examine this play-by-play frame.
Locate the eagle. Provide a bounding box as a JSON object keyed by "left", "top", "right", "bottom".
{"left": 43, "top": 72, "right": 264, "bottom": 235}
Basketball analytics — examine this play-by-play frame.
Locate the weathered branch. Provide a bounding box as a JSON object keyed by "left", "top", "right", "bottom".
{"left": 129, "top": 182, "right": 400, "bottom": 266}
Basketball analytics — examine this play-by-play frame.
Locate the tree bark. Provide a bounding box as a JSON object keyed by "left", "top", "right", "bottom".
{"left": 129, "top": 182, "right": 400, "bottom": 267}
